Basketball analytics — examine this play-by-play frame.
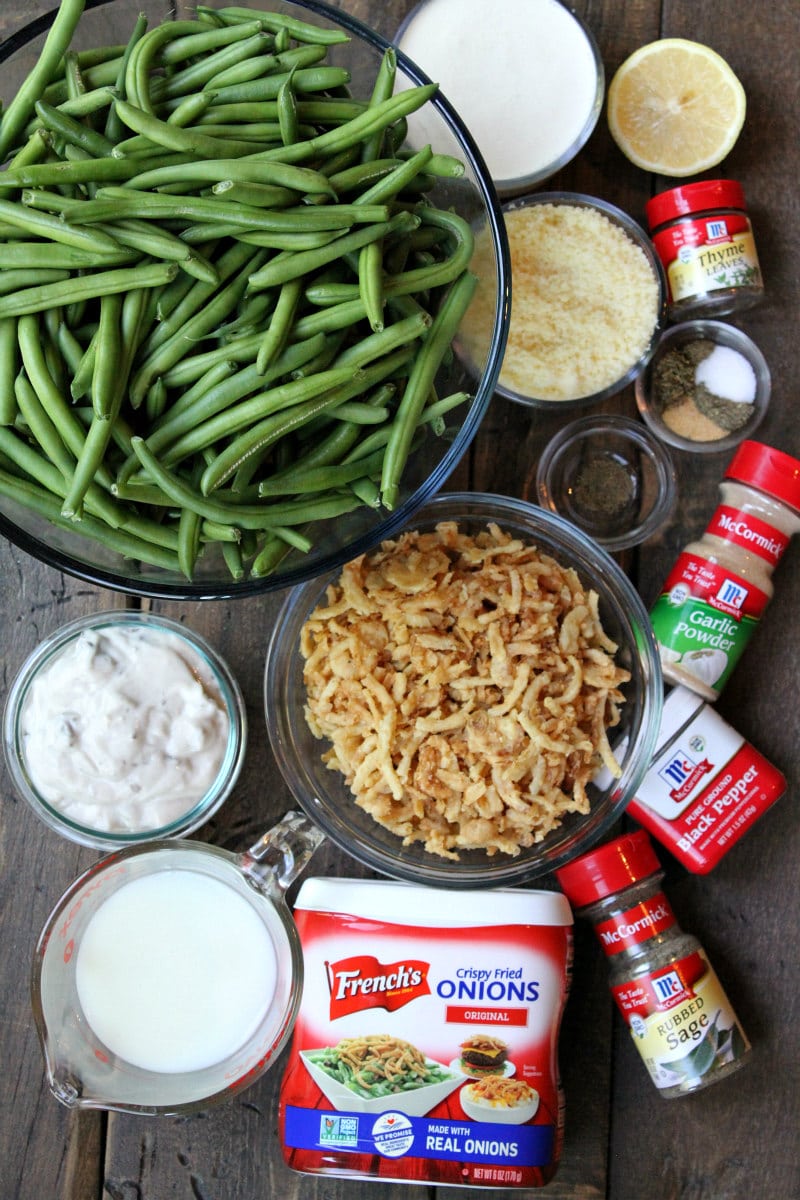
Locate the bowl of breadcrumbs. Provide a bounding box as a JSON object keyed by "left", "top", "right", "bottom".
{"left": 461, "top": 192, "right": 666, "bottom": 409}
{"left": 263, "top": 492, "right": 663, "bottom": 887}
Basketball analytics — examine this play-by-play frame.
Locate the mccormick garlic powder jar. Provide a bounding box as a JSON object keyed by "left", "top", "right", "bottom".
{"left": 279, "top": 877, "right": 572, "bottom": 1189}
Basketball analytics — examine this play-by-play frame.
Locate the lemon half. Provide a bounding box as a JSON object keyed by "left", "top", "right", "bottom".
{"left": 608, "top": 38, "right": 746, "bottom": 177}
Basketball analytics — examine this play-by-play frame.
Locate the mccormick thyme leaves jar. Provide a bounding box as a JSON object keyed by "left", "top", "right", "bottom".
{"left": 646, "top": 179, "right": 764, "bottom": 320}
{"left": 556, "top": 831, "right": 750, "bottom": 1098}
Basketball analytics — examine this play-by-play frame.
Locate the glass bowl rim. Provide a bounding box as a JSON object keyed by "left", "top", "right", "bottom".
{"left": 3, "top": 610, "right": 247, "bottom": 849}
{"left": 263, "top": 490, "right": 664, "bottom": 887}
{"left": 535, "top": 413, "right": 679, "bottom": 552}
{"left": 0, "top": 0, "right": 511, "bottom": 600}
{"left": 634, "top": 318, "right": 771, "bottom": 455}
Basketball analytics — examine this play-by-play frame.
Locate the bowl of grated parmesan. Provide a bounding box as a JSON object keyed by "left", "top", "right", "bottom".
{"left": 461, "top": 193, "right": 666, "bottom": 409}
{"left": 263, "top": 492, "right": 663, "bottom": 888}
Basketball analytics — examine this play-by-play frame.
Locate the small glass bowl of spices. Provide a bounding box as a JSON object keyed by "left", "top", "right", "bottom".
{"left": 3, "top": 611, "right": 247, "bottom": 849}
{"left": 534, "top": 414, "right": 678, "bottom": 552}
{"left": 635, "top": 320, "right": 770, "bottom": 454}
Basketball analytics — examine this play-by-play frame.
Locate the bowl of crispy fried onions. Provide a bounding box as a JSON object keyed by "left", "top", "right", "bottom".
{"left": 264, "top": 492, "right": 662, "bottom": 887}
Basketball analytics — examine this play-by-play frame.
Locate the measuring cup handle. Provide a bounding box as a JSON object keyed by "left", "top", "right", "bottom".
{"left": 240, "top": 810, "right": 326, "bottom": 894}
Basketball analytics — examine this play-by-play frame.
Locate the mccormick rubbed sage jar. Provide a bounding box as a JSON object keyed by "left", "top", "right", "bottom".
{"left": 646, "top": 179, "right": 764, "bottom": 320}
{"left": 556, "top": 831, "right": 750, "bottom": 1098}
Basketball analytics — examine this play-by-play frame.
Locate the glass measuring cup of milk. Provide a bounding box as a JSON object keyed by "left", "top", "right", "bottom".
{"left": 31, "top": 811, "right": 325, "bottom": 1115}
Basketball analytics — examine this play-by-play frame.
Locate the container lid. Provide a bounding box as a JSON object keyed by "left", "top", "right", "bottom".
{"left": 645, "top": 179, "right": 746, "bottom": 229}
{"left": 554, "top": 830, "right": 661, "bottom": 906}
{"left": 724, "top": 440, "right": 800, "bottom": 510}
{"left": 657, "top": 685, "right": 706, "bottom": 745}
{"left": 294, "top": 877, "right": 573, "bottom": 927}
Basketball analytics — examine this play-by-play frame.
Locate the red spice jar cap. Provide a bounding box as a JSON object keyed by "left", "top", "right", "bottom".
{"left": 725, "top": 440, "right": 800, "bottom": 512}
{"left": 555, "top": 830, "right": 661, "bottom": 907}
{"left": 645, "top": 179, "right": 746, "bottom": 230}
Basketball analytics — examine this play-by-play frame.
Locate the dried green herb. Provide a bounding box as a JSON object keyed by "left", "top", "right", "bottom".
{"left": 652, "top": 341, "right": 715, "bottom": 410}
{"left": 574, "top": 453, "right": 636, "bottom": 519}
{"left": 695, "top": 383, "right": 754, "bottom": 431}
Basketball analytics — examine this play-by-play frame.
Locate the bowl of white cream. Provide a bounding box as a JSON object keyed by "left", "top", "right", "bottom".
{"left": 395, "top": 0, "right": 604, "bottom": 195}
{"left": 3, "top": 612, "right": 246, "bottom": 848}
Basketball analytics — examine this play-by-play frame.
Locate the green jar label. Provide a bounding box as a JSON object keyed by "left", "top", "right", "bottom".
{"left": 650, "top": 552, "right": 769, "bottom": 695}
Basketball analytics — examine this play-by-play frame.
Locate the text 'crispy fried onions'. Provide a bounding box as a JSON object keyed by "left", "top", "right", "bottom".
{"left": 300, "top": 521, "right": 630, "bottom": 859}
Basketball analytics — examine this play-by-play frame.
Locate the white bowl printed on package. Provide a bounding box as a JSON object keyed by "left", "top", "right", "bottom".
{"left": 278, "top": 877, "right": 573, "bottom": 1189}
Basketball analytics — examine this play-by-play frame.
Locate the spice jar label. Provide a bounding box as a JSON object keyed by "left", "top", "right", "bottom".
{"left": 652, "top": 219, "right": 761, "bottom": 306}
{"left": 610, "top": 949, "right": 750, "bottom": 1091}
{"left": 593, "top": 893, "right": 676, "bottom": 953}
{"left": 707, "top": 504, "right": 790, "bottom": 566}
{"left": 650, "top": 553, "right": 769, "bottom": 696}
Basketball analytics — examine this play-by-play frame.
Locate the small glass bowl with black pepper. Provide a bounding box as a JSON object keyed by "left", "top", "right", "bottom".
{"left": 634, "top": 320, "right": 771, "bottom": 454}
{"left": 534, "top": 414, "right": 678, "bottom": 552}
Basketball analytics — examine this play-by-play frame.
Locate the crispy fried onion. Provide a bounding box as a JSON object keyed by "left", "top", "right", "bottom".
{"left": 300, "top": 521, "right": 630, "bottom": 860}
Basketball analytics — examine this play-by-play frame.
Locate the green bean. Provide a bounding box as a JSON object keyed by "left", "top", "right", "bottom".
{"left": 65, "top": 186, "right": 391, "bottom": 231}
{"left": 207, "top": 50, "right": 277, "bottom": 92}
{"left": 0, "top": 262, "right": 177, "bottom": 320}
{"left": 196, "top": 98, "right": 365, "bottom": 126}
{"left": 130, "top": 436, "right": 353, "bottom": 530}
{"left": 91, "top": 292, "right": 123, "bottom": 420}
{"left": 128, "top": 248, "right": 268, "bottom": 406}
{"left": 93, "top": 219, "right": 219, "bottom": 283}
{"left": 55, "top": 84, "right": 118, "bottom": 120}
{"left": 178, "top": 483, "right": 203, "bottom": 579}
{"left": 34, "top": 99, "right": 116, "bottom": 158}
{"left": 166, "top": 17, "right": 268, "bottom": 57}
{"left": 112, "top": 98, "right": 258, "bottom": 158}
{"left": 207, "top": 179, "right": 299, "bottom": 209}
{"left": 70, "top": 330, "right": 98, "bottom": 401}
{"left": 0, "top": 319, "right": 18, "bottom": 425}
{"left": 104, "top": 12, "right": 148, "bottom": 142}
{"left": 247, "top": 209, "right": 419, "bottom": 291}
{"left": 198, "top": 347, "right": 414, "bottom": 492}
{"left": 198, "top": 7, "right": 350, "bottom": 46}
{"left": 0, "top": 466, "right": 182, "bottom": 572}
{"left": 17, "top": 314, "right": 108, "bottom": 480}
{"left": 222, "top": 539, "right": 246, "bottom": 580}
{"left": 127, "top": 155, "right": 333, "bottom": 195}
{"left": 155, "top": 31, "right": 274, "bottom": 103}
{"left": 257, "top": 277, "right": 301, "bottom": 374}
{"left": 381, "top": 271, "right": 478, "bottom": 510}
{"left": 12, "top": 371, "right": 119, "bottom": 526}
{"left": 257, "top": 84, "right": 438, "bottom": 167}
{"left": 0, "top": 269, "right": 71, "bottom": 296}
{"left": 0, "top": 0, "right": 87, "bottom": 162}
{"left": 166, "top": 92, "right": 217, "bottom": 130}
{"left": 277, "top": 65, "right": 299, "bottom": 147}
{"left": 358, "top": 239, "right": 384, "bottom": 332}
{"left": 124, "top": 21, "right": 210, "bottom": 114}
{"left": 0, "top": 197, "right": 121, "bottom": 254}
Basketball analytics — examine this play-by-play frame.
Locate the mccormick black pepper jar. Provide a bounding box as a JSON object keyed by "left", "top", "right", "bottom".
{"left": 556, "top": 830, "right": 750, "bottom": 1099}
{"left": 646, "top": 179, "right": 764, "bottom": 320}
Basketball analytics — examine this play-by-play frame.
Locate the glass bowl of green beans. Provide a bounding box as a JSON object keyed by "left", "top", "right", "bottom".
{"left": 0, "top": 0, "right": 509, "bottom": 598}
{"left": 264, "top": 491, "right": 664, "bottom": 888}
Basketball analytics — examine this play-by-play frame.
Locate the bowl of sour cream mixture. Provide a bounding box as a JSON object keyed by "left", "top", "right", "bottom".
{"left": 396, "top": 0, "right": 604, "bottom": 194}
{"left": 3, "top": 612, "right": 246, "bottom": 848}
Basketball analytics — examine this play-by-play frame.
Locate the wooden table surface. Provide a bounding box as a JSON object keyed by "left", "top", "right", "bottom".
{"left": 1, "top": 1, "right": 798, "bottom": 1198}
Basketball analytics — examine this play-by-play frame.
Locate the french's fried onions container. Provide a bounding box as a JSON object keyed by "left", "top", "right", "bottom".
{"left": 279, "top": 878, "right": 573, "bottom": 1188}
